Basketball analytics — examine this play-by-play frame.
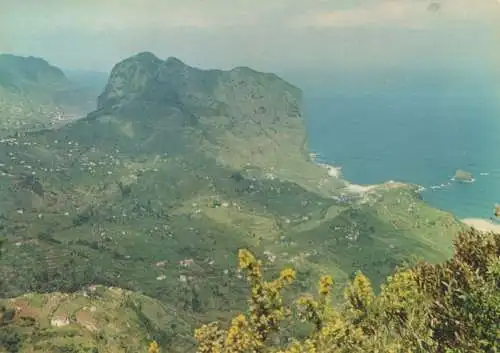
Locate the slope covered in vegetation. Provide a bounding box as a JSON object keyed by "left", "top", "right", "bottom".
{"left": 0, "top": 227, "right": 496, "bottom": 353}
{"left": 0, "top": 285, "right": 176, "bottom": 353}
{"left": 0, "top": 54, "right": 103, "bottom": 135}
{"left": 0, "top": 52, "right": 466, "bottom": 351}
{"left": 195, "top": 228, "right": 500, "bottom": 353}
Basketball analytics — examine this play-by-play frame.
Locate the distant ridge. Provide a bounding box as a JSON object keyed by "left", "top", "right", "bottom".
{"left": 0, "top": 53, "right": 104, "bottom": 134}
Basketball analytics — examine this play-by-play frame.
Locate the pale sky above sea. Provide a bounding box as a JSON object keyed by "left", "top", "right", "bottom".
{"left": 1, "top": 0, "right": 499, "bottom": 73}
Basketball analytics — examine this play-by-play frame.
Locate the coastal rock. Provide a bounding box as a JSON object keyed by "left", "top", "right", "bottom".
{"left": 454, "top": 169, "right": 474, "bottom": 182}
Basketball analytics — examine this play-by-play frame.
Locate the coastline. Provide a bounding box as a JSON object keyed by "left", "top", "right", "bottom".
{"left": 313, "top": 159, "right": 376, "bottom": 192}
{"left": 462, "top": 218, "right": 500, "bottom": 233}
{"left": 312, "top": 155, "right": 407, "bottom": 195}
{"left": 314, "top": 155, "right": 499, "bottom": 229}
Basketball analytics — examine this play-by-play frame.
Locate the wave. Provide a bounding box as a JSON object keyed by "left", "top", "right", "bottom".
{"left": 450, "top": 177, "right": 476, "bottom": 184}
{"left": 416, "top": 185, "right": 427, "bottom": 193}
{"left": 310, "top": 152, "right": 344, "bottom": 178}
{"left": 459, "top": 178, "right": 476, "bottom": 184}
{"left": 429, "top": 181, "right": 453, "bottom": 190}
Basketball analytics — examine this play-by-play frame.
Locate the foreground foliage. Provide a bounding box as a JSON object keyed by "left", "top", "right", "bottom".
{"left": 195, "top": 228, "right": 500, "bottom": 353}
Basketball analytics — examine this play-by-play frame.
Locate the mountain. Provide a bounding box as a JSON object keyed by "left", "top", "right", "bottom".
{"left": 0, "top": 54, "right": 103, "bottom": 135}
{"left": 0, "top": 52, "right": 464, "bottom": 351}
{"left": 87, "top": 52, "right": 323, "bottom": 187}
{"left": 0, "top": 54, "right": 69, "bottom": 89}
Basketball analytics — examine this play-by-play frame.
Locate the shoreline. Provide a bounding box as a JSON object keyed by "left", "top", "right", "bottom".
{"left": 313, "top": 158, "right": 407, "bottom": 195}
{"left": 309, "top": 153, "right": 498, "bottom": 230}
{"left": 313, "top": 160, "right": 375, "bottom": 192}
{"left": 462, "top": 218, "right": 500, "bottom": 233}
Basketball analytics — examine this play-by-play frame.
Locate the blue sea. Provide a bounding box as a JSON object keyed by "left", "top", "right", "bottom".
{"left": 302, "top": 69, "right": 500, "bottom": 219}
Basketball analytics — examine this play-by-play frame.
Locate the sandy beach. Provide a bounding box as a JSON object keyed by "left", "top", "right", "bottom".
{"left": 462, "top": 218, "right": 500, "bottom": 233}
{"left": 344, "top": 183, "right": 377, "bottom": 193}
{"left": 315, "top": 161, "right": 383, "bottom": 194}
{"left": 316, "top": 162, "right": 342, "bottom": 178}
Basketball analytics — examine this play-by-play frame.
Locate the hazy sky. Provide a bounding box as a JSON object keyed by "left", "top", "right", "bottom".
{"left": 1, "top": 0, "right": 499, "bottom": 74}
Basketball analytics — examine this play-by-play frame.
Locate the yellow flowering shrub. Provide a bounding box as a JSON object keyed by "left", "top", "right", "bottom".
{"left": 344, "top": 271, "right": 374, "bottom": 315}
{"left": 148, "top": 340, "right": 160, "bottom": 353}
{"left": 317, "top": 275, "right": 333, "bottom": 297}
{"left": 195, "top": 249, "right": 296, "bottom": 353}
{"left": 195, "top": 230, "right": 500, "bottom": 353}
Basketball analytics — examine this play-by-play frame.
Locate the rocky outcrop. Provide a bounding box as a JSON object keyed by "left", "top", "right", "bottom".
{"left": 454, "top": 169, "right": 474, "bottom": 182}
{"left": 79, "top": 51, "right": 309, "bottom": 178}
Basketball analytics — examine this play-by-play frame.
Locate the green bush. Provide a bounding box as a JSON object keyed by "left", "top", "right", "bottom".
{"left": 194, "top": 229, "right": 500, "bottom": 353}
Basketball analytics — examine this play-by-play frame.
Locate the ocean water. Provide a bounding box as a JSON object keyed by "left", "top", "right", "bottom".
{"left": 303, "top": 70, "right": 500, "bottom": 219}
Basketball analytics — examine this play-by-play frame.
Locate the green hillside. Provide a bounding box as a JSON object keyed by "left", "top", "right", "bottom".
{"left": 0, "top": 285, "right": 178, "bottom": 353}
{"left": 0, "top": 54, "right": 102, "bottom": 135}
{"left": 0, "top": 52, "right": 465, "bottom": 352}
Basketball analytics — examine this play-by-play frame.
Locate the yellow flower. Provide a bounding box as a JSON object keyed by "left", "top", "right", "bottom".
{"left": 194, "top": 323, "right": 224, "bottom": 353}
{"left": 296, "top": 295, "right": 315, "bottom": 307}
{"left": 279, "top": 268, "right": 296, "bottom": 284}
{"left": 233, "top": 313, "right": 247, "bottom": 326}
{"left": 238, "top": 249, "right": 255, "bottom": 269}
{"left": 345, "top": 271, "right": 374, "bottom": 312}
{"left": 148, "top": 340, "right": 160, "bottom": 353}
{"left": 318, "top": 275, "right": 333, "bottom": 296}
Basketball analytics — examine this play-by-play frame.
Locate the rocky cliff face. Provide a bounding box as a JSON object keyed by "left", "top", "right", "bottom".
{"left": 97, "top": 52, "right": 301, "bottom": 122}
{"left": 87, "top": 52, "right": 308, "bottom": 178}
